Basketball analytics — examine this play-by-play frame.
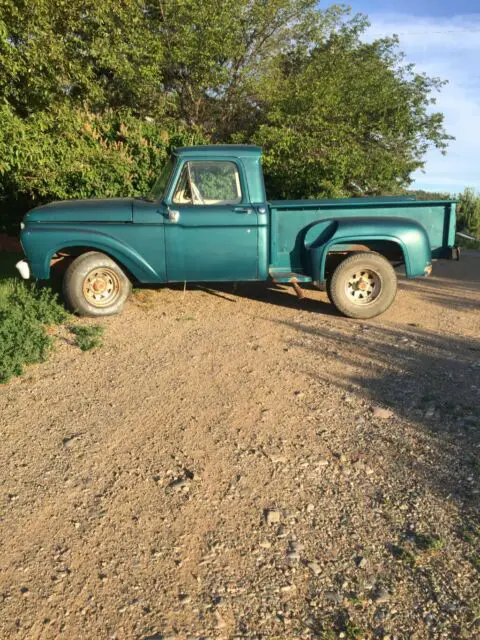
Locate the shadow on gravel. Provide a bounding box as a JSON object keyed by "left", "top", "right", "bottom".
{"left": 398, "top": 253, "right": 480, "bottom": 311}
{"left": 398, "top": 282, "right": 480, "bottom": 311}
{"left": 197, "top": 281, "right": 342, "bottom": 316}
{"left": 276, "top": 319, "right": 480, "bottom": 535}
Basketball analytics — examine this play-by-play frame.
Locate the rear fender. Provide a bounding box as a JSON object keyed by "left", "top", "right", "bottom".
{"left": 20, "top": 226, "right": 161, "bottom": 281}
{"left": 304, "top": 217, "right": 432, "bottom": 281}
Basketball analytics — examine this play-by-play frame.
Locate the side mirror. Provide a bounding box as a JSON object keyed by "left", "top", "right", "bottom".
{"left": 167, "top": 206, "right": 180, "bottom": 224}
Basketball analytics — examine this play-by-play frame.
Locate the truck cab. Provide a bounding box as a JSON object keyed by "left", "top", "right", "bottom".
{"left": 148, "top": 145, "right": 268, "bottom": 282}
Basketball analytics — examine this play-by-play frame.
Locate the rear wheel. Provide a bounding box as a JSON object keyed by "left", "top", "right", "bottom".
{"left": 328, "top": 252, "right": 397, "bottom": 319}
{"left": 63, "top": 251, "right": 131, "bottom": 317}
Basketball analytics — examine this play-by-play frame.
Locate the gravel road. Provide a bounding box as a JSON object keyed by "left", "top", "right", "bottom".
{"left": 1, "top": 254, "right": 479, "bottom": 639}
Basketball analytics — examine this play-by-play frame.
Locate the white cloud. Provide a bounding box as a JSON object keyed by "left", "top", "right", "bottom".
{"left": 364, "top": 13, "right": 480, "bottom": 193}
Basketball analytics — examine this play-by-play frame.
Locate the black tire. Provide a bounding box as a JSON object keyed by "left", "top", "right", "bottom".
{"left": 325, "top": 277, "right": 333, "bottom": 303}
{"left": 63, "top": 251, "right": 132, "bottom": 317}
{"left": 325, "top": 251, "right": 364, "bottom": 303}
{"left": 328, "top": 252, "right": 397, "bottom": 319}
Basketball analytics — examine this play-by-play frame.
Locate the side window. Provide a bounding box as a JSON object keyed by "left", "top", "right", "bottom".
{"left": 173, "top": 161, "right": 242, "bottom": 206}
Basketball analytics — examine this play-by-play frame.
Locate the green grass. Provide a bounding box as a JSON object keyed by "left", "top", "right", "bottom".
{"left": 0, "top": 252, "right": 20, "bottom": 309}
{"left": 391, "top": 544, "right": 417, "bottom": 568}
{"left": 413, "top": 533, "right": 445, "bottom": 552}
{"left": 0, "top": 252, "right": 69, "bottom": 383}
{"left": 69, "top": 324, "right": 104, "bottom": 351}
{"left": 461, "top": 522, "right": 480, "bottom": 545}
{"left": 390, "top": 533, "right": 445, "bottom": 573}
{"left": 343, "top": 620, "right": 365, "bottom": 639}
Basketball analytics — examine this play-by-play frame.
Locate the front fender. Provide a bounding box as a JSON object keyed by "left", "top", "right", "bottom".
{"left": 20, "top": 225, "right": 162, "bottom": 281}
{"left": 305, "top": 217, "right": 432, "bottom": 281}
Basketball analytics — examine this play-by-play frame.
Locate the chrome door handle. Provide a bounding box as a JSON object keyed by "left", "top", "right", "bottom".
{"left": 234, "top": 206, "right": 253, "bottom": 214}
{"left": 168, "top": 208, "right": 180, "bottom": 223}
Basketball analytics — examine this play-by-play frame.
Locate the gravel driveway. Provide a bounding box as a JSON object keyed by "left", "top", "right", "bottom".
{"left": 0, "top": 254, "right": 479, "bottom": 639}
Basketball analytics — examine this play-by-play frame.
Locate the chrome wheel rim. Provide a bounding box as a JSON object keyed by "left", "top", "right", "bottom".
{"left": 345, "top": 268, "right": 381, "bottom": 305}
{"left": 82, "top": 268, "right": 121, "bottom": 307}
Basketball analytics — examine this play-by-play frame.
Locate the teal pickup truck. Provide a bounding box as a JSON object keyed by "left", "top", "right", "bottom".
{"left": 17, "top": 145, "right": 458, "bottom": 319}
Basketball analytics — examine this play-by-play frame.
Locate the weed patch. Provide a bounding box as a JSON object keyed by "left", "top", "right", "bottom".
{"left": 69, "top": 324, "right": 104, "bottom": 351}
{"left": 413, "top": 533, "right": 445, "bottom": 552}
{"left": 391, "top": 544, "right": 417, "bottom": 568}
{"left": 461, "top": 522, "right": 480, "bottom": 545}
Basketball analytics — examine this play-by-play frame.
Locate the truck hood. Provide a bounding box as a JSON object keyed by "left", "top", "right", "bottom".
{"left": 24, "top": 198, "right": 134, "bottom": 224}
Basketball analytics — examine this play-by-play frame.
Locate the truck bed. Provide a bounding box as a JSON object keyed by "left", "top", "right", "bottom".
{"left": 269, "top": 197, "right": 457, "bottom": 274}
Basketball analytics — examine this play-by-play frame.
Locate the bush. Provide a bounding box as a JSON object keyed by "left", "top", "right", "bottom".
{"left": 0, "top": 105, "right": 207, "bottom": 231}
{"left": 457, "top": 188, "right": 480, "bottom": 237}
{"left": 0, "top": 280, "right": 68, "bottom": 383}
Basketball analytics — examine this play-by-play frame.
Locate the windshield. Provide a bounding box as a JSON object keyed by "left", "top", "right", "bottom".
{"left": 146, "top": 157, "right": 175, "bottom": 202}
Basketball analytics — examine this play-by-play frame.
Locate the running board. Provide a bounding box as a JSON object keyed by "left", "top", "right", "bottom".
{"left": 269, "top": 270, "right": 312, "bottom": 284}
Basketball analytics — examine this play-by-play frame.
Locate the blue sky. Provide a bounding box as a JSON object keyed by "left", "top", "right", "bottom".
{"left": 344, "top": 0, "right": 480, "bottom": 193}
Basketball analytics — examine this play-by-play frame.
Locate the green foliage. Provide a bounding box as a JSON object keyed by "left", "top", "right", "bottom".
{"left": 457, "top": 188, "right": 480, "bottom": 236}
{"left": 0, "top": 0, "right": 452, "bottom": 228}
{"left": 246, "top": 33, "right": 450, "bottom": 198}
{"left": 406, "top": 187, "right": 480, "bottom": 245}
{"left": 343, "top": 620, "right": 365, "bottom": 639}
{"left": 391, "top": 544, "right": 417, "bottom": 567}
{"left": 0, "top": 0, "right": 165, "bottom": 115}
{"left": 458, "top": 236, "right": 480, "bottom": 250}
{"left": 69, "top": 324, "right": 104, "bottom": 351}
{"left": 406, "top": 189, "right": 450, "bottom": 201}
{"left": 0, "top": 277, "right": 68, "bottom": 383}
{"left": 190, "top": 162, "right": 240, "bottom": 201}
{"left": 0, "top": 105, "right": 206, "bottom": 229}
{"left": 152, "top": 0, "right": 332, "bottom": 132}
{"left": 413, "top": 533, "right": 445, "bottom": 552}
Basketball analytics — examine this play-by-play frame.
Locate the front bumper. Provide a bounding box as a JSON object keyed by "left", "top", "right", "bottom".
{"left": 16, "top": 260, "right": 31, "bottom": 279}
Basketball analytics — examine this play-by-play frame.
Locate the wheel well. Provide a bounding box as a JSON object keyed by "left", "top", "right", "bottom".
{"left": 54, "top": 246, "right": 90, "bottom": 257}
{"left": 325, "top": 241, "right": 405, "bottom": 278}
{"left": 51, "top": 246, "right": 135, "bottom": 282}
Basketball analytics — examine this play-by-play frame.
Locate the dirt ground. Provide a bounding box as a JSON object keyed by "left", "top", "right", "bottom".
{"left": 0, "top": 254, "right": 479, "bottom": 640}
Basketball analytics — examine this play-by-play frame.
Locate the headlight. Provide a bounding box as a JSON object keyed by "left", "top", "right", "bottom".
{"left": 20, "top": 222, "right": 25, "bottom": 230}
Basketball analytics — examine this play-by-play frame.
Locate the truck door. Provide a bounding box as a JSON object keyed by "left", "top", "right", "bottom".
{"left": 164, "top": 159, "right": 259, "bottom": 281}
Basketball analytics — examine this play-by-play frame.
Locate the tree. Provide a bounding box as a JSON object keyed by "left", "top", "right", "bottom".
{"left": 0, "top": 0, "right": 452, "bottom": 229}
{"left": 246, "top": 30, "right": 451, "bottom": 198}
{"left": 148, "top": 0, "right": 339, "bottom": 133}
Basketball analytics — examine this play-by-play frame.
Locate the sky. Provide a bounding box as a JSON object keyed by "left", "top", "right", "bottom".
{"left": 344, "top": 0, "right": 480, "bottom": 194}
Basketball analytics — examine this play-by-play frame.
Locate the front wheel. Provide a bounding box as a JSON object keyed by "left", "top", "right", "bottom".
{"left": 328, "top": 252, "right": 397, "bottom": 319}
{"left": 63, "top": 251, "right": 132, "bottom": 317}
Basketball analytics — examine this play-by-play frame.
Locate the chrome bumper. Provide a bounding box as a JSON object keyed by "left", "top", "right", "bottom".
{"left": 16, "top": 260, "right": 31, "bottom": 279}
